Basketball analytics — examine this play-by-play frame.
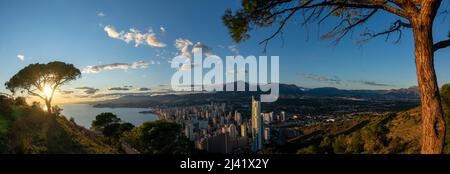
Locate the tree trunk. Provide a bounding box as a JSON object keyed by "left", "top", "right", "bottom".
{"left": 45, "top": 99, "right": 52, "bottom": 115}
{"left": 412, "top": 16, "right": 445, "bottom": 154}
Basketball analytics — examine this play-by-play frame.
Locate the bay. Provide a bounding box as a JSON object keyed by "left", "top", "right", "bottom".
{"left": 60, "top": 104, "right": 158, "bottom": 128}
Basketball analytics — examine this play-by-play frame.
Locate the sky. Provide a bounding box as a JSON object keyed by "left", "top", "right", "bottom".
{"left": 0, "top": 0, "right": 449, "bottom": 104}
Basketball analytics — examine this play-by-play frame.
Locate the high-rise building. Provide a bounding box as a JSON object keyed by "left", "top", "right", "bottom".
{"left": 235, "top": 111, "right": 242, "bottom": 125}
{"left": 228, "top": 124, "right": 238, "bottom": 141}
{"left": 262, "top": 112, "right": 273, "bottom": 125}
{"left": 264, "top": 128, "right": 270, "bottom": 144}
{"left": 206, "top": 134, "right": 233, "bottom": 154}
{"left": 251, "top": 96, "right": 263, "bottom": 152}
{"left": 240, "top": 122, "right": 248, "bottom": 138}
{"left": 195, "top": 138, "right": 207, "bottom": 150}
{"left": 281, "top": 111, "right": 286, "bottom": 122}
{"left": 184, "top": 123, "right": 194, "bottom": 141}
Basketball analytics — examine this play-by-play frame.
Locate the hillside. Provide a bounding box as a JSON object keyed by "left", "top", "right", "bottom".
{"left": 0, "top": 101, "right": 117, "bottom": 154}
{"left": 274, "top": 107, "right": 426, "bottom": 154}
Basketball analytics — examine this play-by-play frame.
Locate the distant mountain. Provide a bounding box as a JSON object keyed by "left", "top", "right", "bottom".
{"left": 303, "top": 86, "right": 419, "bottom": 99}
{"left": 93, "top": 82, "right": 420, "bottom": 108}
{"left": 381, "top": 86, "right": 419, "bottom": 99}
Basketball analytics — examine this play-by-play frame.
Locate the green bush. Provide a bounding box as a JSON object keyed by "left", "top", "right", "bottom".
{"left": 332, "top": 135, "right": 347, "bottom": 154}
{"left": 347, "top": 132, "right": 364, "bottom": 154}
{"left": 319, "top": 136, "right": 333, "bottom": 154}
{"left": 441, "top": 84, "right": 450, "bottom": 152}
{"left": 121, "top": 120, "right": 192, "bottom": 154}
{"left": 361, "top": 124, "right": 388, "bottom": 153}
{"left": 387, "top": 137, "right": 406, "bottom": 153}
{"left": 92, "top": 112, "right": 121, "bottom": 129}
{"left": 296, "top": 145, "right": 318, "bottom": 154}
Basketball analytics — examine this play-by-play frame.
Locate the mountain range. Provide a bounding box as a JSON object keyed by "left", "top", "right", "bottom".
{"left": 93, "top": 82, "right": 420, "bottom": 108}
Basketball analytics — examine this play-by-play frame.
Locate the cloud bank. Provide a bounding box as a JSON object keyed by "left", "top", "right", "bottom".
{"left": 108, "top": 87, "right": 130, "bottom": 91}
{"left": 104, "top": 25, "right": 166, "bottom": 48}
{"left": 302, "top": 73, "right": 393, "bottom": 87}
{"left": 303, "top": 73, "right": 342, "bottom": 85}
{"left": 75, "top": 87, "right": 100, "bottom": 94}
{"left": 83, "top": 60, "right": 153, "bottom": 74}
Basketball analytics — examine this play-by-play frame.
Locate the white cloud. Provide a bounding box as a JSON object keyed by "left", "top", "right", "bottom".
{"left": 160, "top": 26, "right": 166, "bottom": 33}
{"left": 17, "top": 54, "right": 25, "bottom": 61}
{"left": 174, "top": 39, "right": 216, "bottom": 59}
{"left": 229, "top": 45, "right": 239, "bottom": 55}
{"left": 146, "top": 33, "right": 166, "bottom": 47}
{"left": 97, "top": 12, "right": 105, "bottom": 17}
{"left": 75, "top": 87, "right": 100, "bottom": 95}
{"left": 150, "top": 60, "right": 161, "bottom": 65}
{"left": 175, "top": 38, "right": 193, "bottom": 59}
{"left": 83, "top": 60, "right": 155, "bottom": 74}
{"left": 192, "top": 42, "right": 214, "bottom": 57}
{"left": 104, "top": 25, "right": 122, "bottom": 39}
{"left": 104, "top": 25, "right": 166, "bottom": 48}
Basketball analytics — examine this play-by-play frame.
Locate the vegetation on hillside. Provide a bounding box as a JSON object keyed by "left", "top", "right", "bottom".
{"left": 90, "top": 112, "right": 193, "bottom": 154}
{"left": 121, "top": 120, "right": 192, "bottom": 154}
{"left": 282, "top": 84, "right": 450, "bottom": 154}
{"left": 0, "top": 95, "right": 117, "bottom": 154}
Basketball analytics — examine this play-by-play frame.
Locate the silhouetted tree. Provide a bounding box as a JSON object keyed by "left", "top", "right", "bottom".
{"left": 102, "top": 122, "right": 134, "bottom": 140}
{"left": 92, "top": 112, "right": 121, "bottom": 129}
{"left": 223, "top": 0, "right": 450, "bottom": 154}
{"left": 5, "top": 61, "right": 81, "bottom": 114}
{"left": 14, "top": 97, "right": 27, "bottom": 106}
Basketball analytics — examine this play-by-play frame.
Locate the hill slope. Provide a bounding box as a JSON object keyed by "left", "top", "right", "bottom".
{"left": 0, "top": 105, "right": 117, "bottom": 154}
{"left": 276, "top": 107, "right": 425, "bottom": 154}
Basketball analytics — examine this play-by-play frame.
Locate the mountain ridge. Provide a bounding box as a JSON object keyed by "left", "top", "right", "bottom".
{"left": 92, "top": 82, "right": 420, "bottom": 108}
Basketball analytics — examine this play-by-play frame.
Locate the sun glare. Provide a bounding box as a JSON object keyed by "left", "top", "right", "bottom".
{"left": 43, "top": 85, "right": 53, "bottom": 98}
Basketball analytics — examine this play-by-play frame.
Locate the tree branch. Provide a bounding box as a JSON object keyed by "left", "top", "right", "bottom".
{"left": 358, "top": 19, "right": 411, "bottom": 43}
{"left": 322, "top": 8, "right": 379, "bottom": 44}
{"left": 349, "top": 0, "right": 410, "bottom": 19}
{"left": 433, "top": 39, "right": 450, "bottom": 52}
{"left": 28, "top": 90, "right": 45, "bottom": 101}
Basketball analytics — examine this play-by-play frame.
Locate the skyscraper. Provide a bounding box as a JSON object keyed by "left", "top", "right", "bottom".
{"left": 235, "top": 111, "right": 242, "bottom": 125}
{"left": 262, "top": 112, "right": 273, "bottom": 125}
{"left": 264, "top": 128, "right": 271, "bottom": 144}
{"left": 228, "top": 124, "right": 238, "bottom": 141}
{"left": 251, "top": 96, "right": 263, "bottom": 152}
{"left": 281, "top": 111, "right": 286, "bottom": 122}
{"left": 241, "top": 122, "right": 248, "bottom": 138}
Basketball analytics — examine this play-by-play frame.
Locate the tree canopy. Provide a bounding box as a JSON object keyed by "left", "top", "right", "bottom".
{"left": 92, "top": 112, "right": 121, "bottom": 129}
{"left": 223, "top": 0, "right": 449, "bottom": 49}
{"left": 121, "top": 120, "right": 191, "bottom": 154}
{"left": 5, "top": 61, "right": 81, "bottom": 114}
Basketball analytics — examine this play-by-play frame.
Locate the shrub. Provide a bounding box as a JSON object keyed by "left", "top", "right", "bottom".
{"left": 296, "top": 145, "right": 318, "bottom": 154}
{"left": 332, "top": 135, "right": 347, "bottom": 154}
{"left": 121, "top": 120, "right": 192, "bottom": 154}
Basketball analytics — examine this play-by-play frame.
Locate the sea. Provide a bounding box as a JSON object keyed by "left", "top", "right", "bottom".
{"left": 60, "top": 104, "right": 158, "bottom": 128}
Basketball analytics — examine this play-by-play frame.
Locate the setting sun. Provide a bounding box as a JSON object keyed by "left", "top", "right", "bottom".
{"left": 43, "top": 85, "right": 53, "bottom": 99}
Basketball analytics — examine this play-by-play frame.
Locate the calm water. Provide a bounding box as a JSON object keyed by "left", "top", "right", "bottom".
{"left": 60, "top": 104, "right": 158, "bottom": 128}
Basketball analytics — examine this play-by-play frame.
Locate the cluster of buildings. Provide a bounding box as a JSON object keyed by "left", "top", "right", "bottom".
{"left": 155, "top": 97, "right": 288, "bottom": 154}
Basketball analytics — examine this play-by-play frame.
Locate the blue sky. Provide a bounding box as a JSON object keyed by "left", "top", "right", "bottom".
{"left": 0, "top": 0, "right": 449, "bottom": 101}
